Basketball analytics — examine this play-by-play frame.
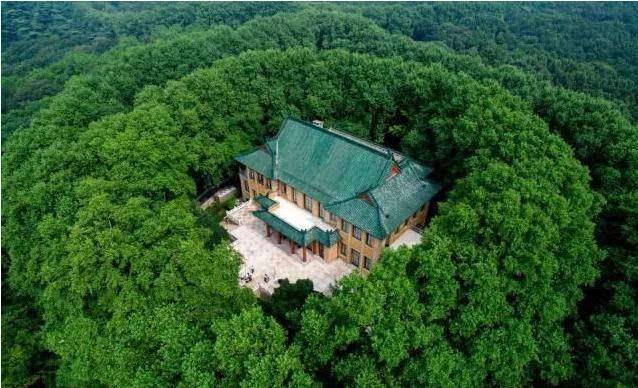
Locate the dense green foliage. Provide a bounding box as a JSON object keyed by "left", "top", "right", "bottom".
{"left": 340, "top": 2, "right": 638, "bottom": 119}
{"left": 1, "top": 2, "right": 297, "bottom": 76}
{"left": 261, "top": 279, "right": 316, "bottom": 335}
{"left": 2, "top": 4, "right": 637, "bottom": 387}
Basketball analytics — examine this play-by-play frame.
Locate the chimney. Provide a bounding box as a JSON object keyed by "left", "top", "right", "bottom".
{"left": 312, "top": 119, "right": 324, "bottom": 128}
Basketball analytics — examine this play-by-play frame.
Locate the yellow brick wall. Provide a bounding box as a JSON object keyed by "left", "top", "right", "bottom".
{"left": 335, "top": 220, "right": 379, "bottom": 271}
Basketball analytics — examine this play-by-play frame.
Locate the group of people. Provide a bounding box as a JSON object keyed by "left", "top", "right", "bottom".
{"left": 239, "top": 266, "right": 273, "bottom": 285}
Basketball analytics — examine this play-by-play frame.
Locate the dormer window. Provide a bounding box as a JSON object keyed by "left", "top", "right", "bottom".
{"left": 389, "top": 163, "right": 401, "bottom": 178}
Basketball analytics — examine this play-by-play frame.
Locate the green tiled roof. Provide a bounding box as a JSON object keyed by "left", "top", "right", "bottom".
{"left": 253, "top": 209, "right": 339, "bottom": 247}
{"left": 236, "top": 118, "right": 441, "bottom": 239}
{"left": 254, "top": 195, "right": 276, "bottom": 209}
{"left": 253, "top": 210, "right": 305, "bottom": 245}
{"left": 236, "top": 147, "right": 273, "bottom": 178}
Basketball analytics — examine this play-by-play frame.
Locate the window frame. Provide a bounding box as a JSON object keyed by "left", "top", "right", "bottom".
{"left": 304, "top": 194, "right": 313, "bottom": 211}
{"left": 341, "top": 219, "right": 350, "bottom": 233}
{"left": 365, "top": 233, "right": 373, "bottom": 247}
{"left": 364, "top": 256, "right": 371, "bottom": 270}
{"left": 350, "top": 249, "right": 360, "bottom": 267}
{"left": 319, "top": 203, "right": 325, "bottom": 219}
{"left": 339, "top": 242, "right": 347, "bottom": 256}
{"left": 352, "top": 225, "right": 361, "bottom": 240}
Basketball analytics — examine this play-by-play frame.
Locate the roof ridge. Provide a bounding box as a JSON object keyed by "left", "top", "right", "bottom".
{"left": 368, "top": 190, "right": 391, "bottom": 235}
{"left": 373, "top": 154, "right": 394, "bottom": 188}
{"left": 235, "top": 145, "right": 265, "bottom": 158}
{"left": 273, "top": 139, "right": 279, "bottom": 179}
{"left": 286, "top": 117, "right": 402, "bottom": 159}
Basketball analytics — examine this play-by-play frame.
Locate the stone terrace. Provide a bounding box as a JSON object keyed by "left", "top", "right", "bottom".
{"left": 222, "top": 200, "right": 354, "bottom": 296}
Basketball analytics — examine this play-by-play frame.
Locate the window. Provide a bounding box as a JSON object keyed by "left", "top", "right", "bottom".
{"left": 340, "top": 242, "right": 347, "bottom": 256}
{"left": 292, "top": 187, "right": 297, "bottom": 202}
{"left": 330, "top": 213, "right": 336, "bottom": 221}
{"left": 257, "top": 174, "right": 264, "bottom": 184}
{"left": 365, "top": 233, "right": 373, "bottom": 246}
{"left": 266, "top": 178, "right": 272, "bottom": 189}
{"left": 304, "top": 195, "right": 313, "bottom": 211}
{"left": 283, "top": 183, "right": 287, "bottom": 194}
{"left": 364, "top": 256, "right": 372, "bottom": 270}
{"left": 319, "top": 203, "right": 325, "bottom": 219}
{"left": 249, "top": 170, "right": 255, "bottom": 179}
{"left": 351, "top": 249, "right": 360, "bottom": 267}
{"left": 352, "top": 225, "right": 361, "bottom": 240}
{"left": 341, "top": 219, "right": 350, "bottom": 233}
{"left": 244, "top": 180, "right": 249, "bottom": 192}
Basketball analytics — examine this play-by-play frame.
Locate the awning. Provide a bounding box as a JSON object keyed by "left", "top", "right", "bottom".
{"left": 253, "top": 209, "right": 339, "bottom": 247}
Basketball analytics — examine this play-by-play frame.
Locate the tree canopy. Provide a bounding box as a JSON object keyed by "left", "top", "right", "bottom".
{"left": 2, "top": 4, "right": 637, "bottom": 387}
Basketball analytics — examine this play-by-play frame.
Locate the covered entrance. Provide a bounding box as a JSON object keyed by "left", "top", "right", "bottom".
{"left": 262, "top": 215, "right": 332, "bottom": 262}
{"left": 253, "top": 195, "right": 339, "bottom": 262}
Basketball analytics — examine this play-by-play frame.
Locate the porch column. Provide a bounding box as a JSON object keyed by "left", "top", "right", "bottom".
{"left": 266, "top": 225, "right": 271, "bottom": 237}
{"left": 302, "top": 245, "right": 307, "bottom": 262}
{"left": 277, "top": 232, "right": 282, "bottom": 244}
{"left": 290, "top": 241, "right": 296, "bottom": 254}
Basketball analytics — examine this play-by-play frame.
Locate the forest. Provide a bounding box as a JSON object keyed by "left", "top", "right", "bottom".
{"left": 2, "top": 3, "right": 637, "bottom": 387}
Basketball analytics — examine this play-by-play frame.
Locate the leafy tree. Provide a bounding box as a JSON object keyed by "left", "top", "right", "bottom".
{"left": 212, "top": 307, "right": 312, "bottom": 387}
{"left": 261, "top": 279, "right": 316, "bottom": 335}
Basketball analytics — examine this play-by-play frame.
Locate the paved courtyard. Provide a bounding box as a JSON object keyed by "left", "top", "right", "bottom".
{"left": 222, "top": 200, "right": 354, "bottom": 296}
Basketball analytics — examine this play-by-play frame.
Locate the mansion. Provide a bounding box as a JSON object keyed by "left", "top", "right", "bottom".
{"left": 233, "top": 118, "right": 441, "bottom": 272}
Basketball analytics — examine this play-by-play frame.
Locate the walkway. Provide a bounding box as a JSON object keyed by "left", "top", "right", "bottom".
{"left": 389, "top": 227, "right": 423, "bottom": 249}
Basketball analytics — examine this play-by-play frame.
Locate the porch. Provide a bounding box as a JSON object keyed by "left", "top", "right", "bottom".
{"left": 253, "top": 195, "right": 339, "bottom": 262}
